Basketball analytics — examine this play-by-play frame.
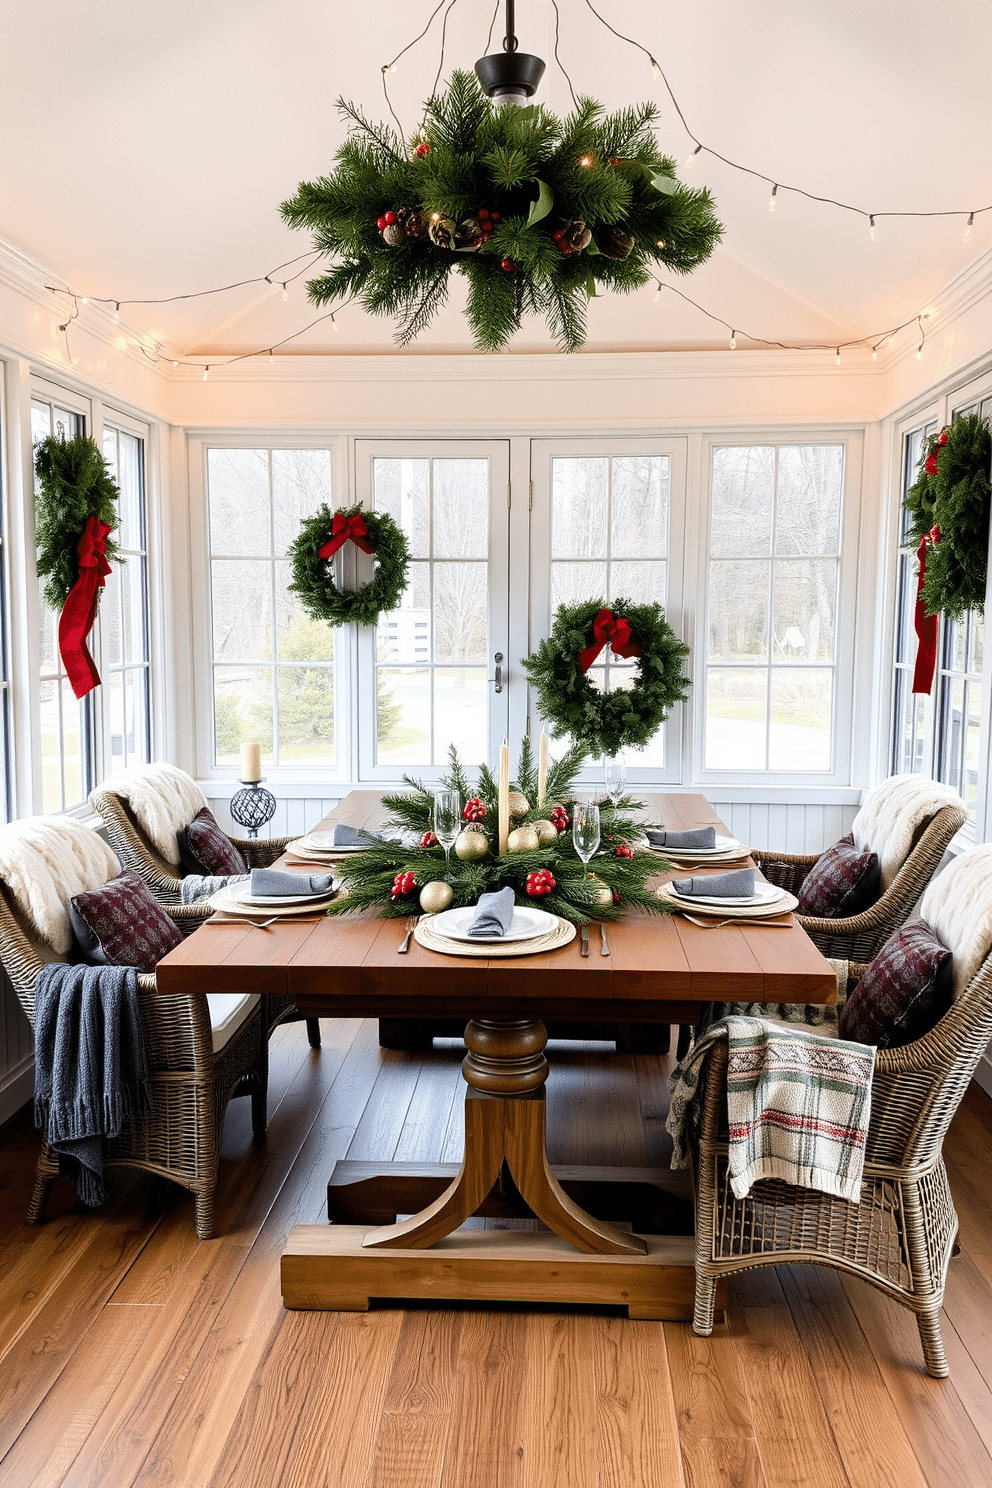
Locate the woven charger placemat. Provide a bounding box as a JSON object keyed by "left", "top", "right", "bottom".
{"left": 656, "top": 846, "right": 752, "bottom": 864}
{"left": 414, "top": 915, "right": 576, "bottom": 958}
{"left": 207, "top": 886, "right": 336, "bottom": 919}
{"left": 657, "top": 883, "right": 799, "bottom": 919}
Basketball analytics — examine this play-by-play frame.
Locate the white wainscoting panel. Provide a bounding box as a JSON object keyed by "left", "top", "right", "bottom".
{"left": 705, "top": 797, "right": 858, "bottom": 855}
{"left": 206, "top": 796, "right": 342, "bottom": 840}
{"left": 1, "top": 971, "right": 34, "bottom": 1125}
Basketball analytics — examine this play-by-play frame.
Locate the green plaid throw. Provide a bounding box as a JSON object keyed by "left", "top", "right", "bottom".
{"left": 668, "top": 1013, "right": 875, "bottom": 1204}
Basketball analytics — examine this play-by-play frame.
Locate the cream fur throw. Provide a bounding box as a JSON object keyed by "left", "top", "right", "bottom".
{"left": 99, "top": 764, "right": 206, "bottom": 866}
{"left": 0, "top": 816, "right": 120, "bottom": 956}
{"left": 852, "top": 774, "right": 965, "bottom": 892}
{"left": 919, "top": 845, "right": 992, "bottom": 999}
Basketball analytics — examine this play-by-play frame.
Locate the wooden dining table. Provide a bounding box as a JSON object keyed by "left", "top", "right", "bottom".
{"left": 156, "top": 791, "right": 836, "bottom": 1319}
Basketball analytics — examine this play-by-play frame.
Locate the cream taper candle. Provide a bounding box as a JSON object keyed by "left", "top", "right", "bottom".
{"left": 498, "top": 738, "right": 510, "bottom": 856}
{"left": 240, "top": 741, "right": 261, "bottom": 782}
{"left": 538, "top": 728, "right": 548, "bottom": 806}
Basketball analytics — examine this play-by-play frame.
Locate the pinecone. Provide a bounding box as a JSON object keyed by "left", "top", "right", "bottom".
{"left": 594, "top": 224, "right": 635, "bottom": 261}
{"left": 563, "top": 218, "right": 592, "bottom": 252}
{"left": 395, "top": 206, "right": 427, "bottom": 240}
{"left": 428, "top": 215, "right": 456, "bottom": 249}
{"left": 453, "top": 216, "right": 483, "bottom": 251}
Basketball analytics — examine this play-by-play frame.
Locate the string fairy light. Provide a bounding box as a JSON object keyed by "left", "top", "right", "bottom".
{"left": 768, "top": 184, "right": 778, "bottom": 213}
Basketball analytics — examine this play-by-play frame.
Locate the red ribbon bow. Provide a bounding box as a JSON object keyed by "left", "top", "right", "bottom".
{"left": 912, "top": 524, "right": 941, "bottom": 694}
{"left": 58, "top": 515, "right": 113, "bottom": 699}
{"left": 577, "top": 607, "right": 643, "bottom": 673}
{"left": 318, "top": 512, "right": 375, "bottom": 560}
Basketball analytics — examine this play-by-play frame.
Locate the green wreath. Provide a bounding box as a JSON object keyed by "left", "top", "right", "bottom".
{"left": 287, "top": 503, "right": 409, "bottom": 627}
{"left": 904, "top": 412, "right": 991, "bottom": 621}
{"left": 34, "top": 434, "right": 122, "bottom": 611}
{"left": 522, "top": 597, "right": 691, "bottom": 757}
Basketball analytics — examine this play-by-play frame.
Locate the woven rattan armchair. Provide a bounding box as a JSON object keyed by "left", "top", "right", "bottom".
{"left": 2, "top": 883, "right": 268, "bottom": 1241}
{"left": 90, "top": 782, "right": 320, "bottom": 1049}
{"left": 753, "top": 802, "right": 966, "bottom": 962}
{"left": 690, "top": 950, "right": 992, "bottom": 1377}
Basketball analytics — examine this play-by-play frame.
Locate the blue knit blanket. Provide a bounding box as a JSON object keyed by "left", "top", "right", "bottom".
{"left": 33, "top": 963, "right": 150, "bottom": 1206}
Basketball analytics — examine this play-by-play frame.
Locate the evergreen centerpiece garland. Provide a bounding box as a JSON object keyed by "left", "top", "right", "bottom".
{"left": 328, "top": 739, "right": 674, "bottom": 924}
{"left": 281, "top": 70, "right": 722, "bottom": 353}
{"left": 522, "top": 598, "right": 691, "bottom": 757}
{"left": 903, "top": 413, "right": 992, "bottom": 621}
{"left": 287, "top": 503, "right": 410, "bottom": 627}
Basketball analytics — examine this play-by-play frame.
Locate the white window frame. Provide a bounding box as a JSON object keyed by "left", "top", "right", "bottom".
{"left": 98, "top": 406, "right": 153, "bottom": 773}
{"left": 692, "top": 430, "right": 864, "bottom": 789}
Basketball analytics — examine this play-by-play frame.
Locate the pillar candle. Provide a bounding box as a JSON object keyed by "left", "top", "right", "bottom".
{"left": 240, "top": 741, "right": 261, "bottom": 783}
{"left": 498, "top": 738, "right": 510, "bottom": 856}
{"left": 538, "top": 728, "right": 548, "bottom": 806}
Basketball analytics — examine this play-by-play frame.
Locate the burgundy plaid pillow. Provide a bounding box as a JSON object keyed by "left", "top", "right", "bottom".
{"left": 840, "top": 920, "right": 953, "bottom": 1049}
{"left": 70, "top": 870, "right": 182, "bottom": 973}
{"left": 177, "top": 807, "right": 247, "bottom": 877}
{"left": 797, "top": 834, "right": 880, "bottom": 919}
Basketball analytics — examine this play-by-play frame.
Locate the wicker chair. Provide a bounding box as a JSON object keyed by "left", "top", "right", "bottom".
{"left": 753, "top": 801, "right": 966, "bottom": 962}
{"left": 3, "top": 881, "right": 267, "bottom": 1240}
{"left": 690, "top": 947, "right": 992, "bottom": 1377}
{"left": 90, "top": 777, "right": 320, "bottom": 1050}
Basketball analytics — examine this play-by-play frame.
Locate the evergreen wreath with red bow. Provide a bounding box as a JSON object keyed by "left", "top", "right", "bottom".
{"left": 287, "top": 503, "right": 410, "bottom": 627}
{"left": 522, "top": 597, "right": 690, "bottom": 757}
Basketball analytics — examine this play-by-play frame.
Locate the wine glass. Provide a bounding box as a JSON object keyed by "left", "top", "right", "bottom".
{"left": 604, "top": 754, "right": 626, "bottom": 806}
{"left": 572, "top": 799, "right": 601, "bottom": 867}
{"left": 432, "top": 788, "right": 462, "bottom": 873}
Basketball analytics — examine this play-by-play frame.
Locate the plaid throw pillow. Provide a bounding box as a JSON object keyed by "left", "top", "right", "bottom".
{"left": 839, "top": 919, "right": 953, "bottom": 1049}
{"left": 70, "top": 870, "right": 182, "bottom": 973}
{"left": 797, "top": 833, "right": 880, "bottom": 919}
{"left": 177, "top": 807, "right": 247, "bottom": 877}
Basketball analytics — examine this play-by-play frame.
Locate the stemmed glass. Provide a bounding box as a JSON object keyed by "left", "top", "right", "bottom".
{"left": 572, "top": 799, "right": 601, "bottom": 868}
{"left": 432, "top": 788, "right": 462, "bottom": 873}
{"left": 604, "top": 755, "right": 626, "bottom": 806}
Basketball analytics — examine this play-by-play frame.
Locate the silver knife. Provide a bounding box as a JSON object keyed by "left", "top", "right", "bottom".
{"left": 580, "top": 923, "right": 590, "bottom": 957}
{"left": 600, "top": 923, "right": 611, "bottom": 956}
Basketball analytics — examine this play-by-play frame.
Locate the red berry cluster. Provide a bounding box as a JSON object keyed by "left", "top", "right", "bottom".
{"left": 419, "top": 831, "right": 437, "bottom": 848}
{"left": 925, "top": 428, "right": 949, "bottom": 477}
{"left": 549, "top": 806, "right": 571, "bottom": 833}
{"left": 614, "top": 843, "right": 634, "bottom": 859}
{"left": 551, "top": 228, "right": 575, "bottom": 258}
{"left": 500, "top": 258, "right": 516, "bottom": 273}
{"left": 391, "top": 871, "right": 417, "bottom": 900}
{"left": 526, "top": 869, "right": 556, "bottom": 897}
{"left": 477, "top": 207, "right": 500, "bottom": 244}
{"left": 463, "top": 797, "right": 487, "bottom": 822}
{"left": 414, "top": 142, "right": 431, "bottom": 157}
{"left": 376, "top": 210, "right": 397, "bottom": 230}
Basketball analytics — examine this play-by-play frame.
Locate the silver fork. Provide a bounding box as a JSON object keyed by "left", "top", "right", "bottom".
{"left": 600, "top": 923, "right": 611, "bottom": 956}
{"left": 680, "top": 912, "right": 792, "bottom": 929}
{"left": 397, "top": 916, "right": 418, "bottom": 953}
{"left": 206, "top": 915, "right": 279, "bottom": 930}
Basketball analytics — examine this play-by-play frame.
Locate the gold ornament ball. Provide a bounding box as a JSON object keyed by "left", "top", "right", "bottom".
{"left": 507, "top": 824, "right": 540, "bottom": 852}
{"left": 454, "top": 828, "right": 489, "bottom": 862}
{"left": 586, "top": 873, "right": 613, "bottom": 907}
{"left": 419, "top": 880, "right": 454, "bottom": 914}
{"left": 531, "top": 819, "right": 558, "bottom": 847}
{"left": 507, "top": 790, "right": 530, "bottom": 820}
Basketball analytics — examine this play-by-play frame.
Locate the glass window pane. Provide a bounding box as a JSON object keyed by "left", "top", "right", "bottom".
{"left": 207, "top": 449, "right": 270, "bottom": 556}
{"left": 970, "top": 616, "right": 984, "bottom": 673}
{"left": 107, "top": 672, "right": 125, "bottom": 767}
{"left": 102, "top": 427, "right": 119, "bottom": 483}
{"left": 211, "top": 560, "right": 273, "bottom": 661}
{"left": 123, "top": 555, "right": 148, "bottom": 666}
{"left": 552, "top": 458, "right": 608, "bottom": 559}
{"left": 895, "top": 554, "right": 915, "bottom": 665}
{"left": 38, "top": 592, "right": 58, "bottom": 675}
{"left": 31, "top": 402, "right": 51, "bottom": 443}
{"left": 965, "top": 680, "right": 982, "bottom": 818}
{"left": 373, "top": 458, "right": 429, "bottom": 559}
{"left": 608, "top": 560, "right": 666, "bottom": 608}
{"left": 711, "top": 447, "right": 774, "bottom": 557}
{"left": 116, "top": 431, "right": 143, "bottom": 550}
{"left": 376, "top": 668, "right": 431, "bottom": 764}
{"left": 103, "top": 566, "right": 122, "bottom": 667}
{"left": 705, "top": 668, "right": 767, "bottom": 770}
{"left": 552, "top": 562, "right": 607, "bottom": 611}
{"left": 214, "top": 667, "right": 273, "bottom": 767}
{"left": 378, "top": 563, "right": 431, "bottom": 663}
{"left": 769, "top": 670, "right": 832, "bottom": 771}
{"left": 775, "top": 446, "right": 843, "bottom": 555}
{"left": 433, "top": 461, "right": 487, "bottom": 558}
{"left": 435, "top": 668, "right": 487, "bottom": 763}
{"left": 276, "top": 666, "right": 334, "bottom": 766}
{"left": 125, "top": 668, "right": 150, "bottom": 768}
{"left": 709, "top": 561, "right": 769, "bottom": 661}
{"left": 61, "top": 683, "right": 84, "bottom": 808}
{"left": 272, "top": 449, "right": 332, "bottom": 555}
{"left": 611, "top": 456, "right": 668, "bottom": 558}
{"left": 773, "top": 560, "right": 837, "bottom": 663}
{"left": 39, "top": 678, "right": 62, "bottom": 813}
{"left": 434, "top": 563, "right": 486, "bottom": 663}
{"left": 940, "top": 678, "right": 966, "bottom": 795}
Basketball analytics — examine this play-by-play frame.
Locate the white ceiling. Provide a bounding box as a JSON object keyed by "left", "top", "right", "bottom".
{"left": 3, "top": 1, "right": 991, "bottom": 360}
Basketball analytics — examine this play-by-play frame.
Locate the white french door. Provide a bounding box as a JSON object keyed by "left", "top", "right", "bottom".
{"left": 355, "top": 440, "right": 511, "bottom": 780}
{"left": 528, "top": 438, "right": 689, "bottom": 783}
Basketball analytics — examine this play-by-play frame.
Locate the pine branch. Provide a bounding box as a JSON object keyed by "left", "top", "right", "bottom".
{"left": 441, "top": 743, "right": 471, "bottom": 801}
{"left": 515, "top": 735, "right": 538, "bottom": 802}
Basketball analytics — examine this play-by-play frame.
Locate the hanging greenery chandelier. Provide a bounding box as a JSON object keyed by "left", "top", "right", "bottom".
{"left": 281, "top": 2, "right": 722, "bottom": 352}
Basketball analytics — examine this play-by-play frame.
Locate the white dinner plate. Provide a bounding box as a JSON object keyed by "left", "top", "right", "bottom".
{"left": 430, "top": 905, "right": 557, "bottom": 944}
{"left": 648, "top": 832, "right": 739, "bottom": 855}
{"left": 669, "top": 881, "right": 784, "bottom": 908}
{"left": 299, "top": 832, "right": 368, "bottom": 853}
{"left": 227, "top": 880, "right": 337, "bottom": 908}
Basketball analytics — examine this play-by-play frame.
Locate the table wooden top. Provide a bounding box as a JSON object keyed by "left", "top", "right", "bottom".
{"left": 155, "top": 792, "right": 836, "bottom": 1024}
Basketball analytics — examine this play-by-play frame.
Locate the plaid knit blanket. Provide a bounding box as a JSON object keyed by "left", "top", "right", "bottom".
{"left": 668, "top": 1009, "right": 875, "bottom": 1204}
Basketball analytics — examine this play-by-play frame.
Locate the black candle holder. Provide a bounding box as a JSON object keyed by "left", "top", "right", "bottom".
{"left": 230, "top": 779, "right": 277, "bottom": 838}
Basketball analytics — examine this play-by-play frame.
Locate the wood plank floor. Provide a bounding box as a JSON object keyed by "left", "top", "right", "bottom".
{"left": 2, "top": 1018, "right": 991, "bottom": 1488}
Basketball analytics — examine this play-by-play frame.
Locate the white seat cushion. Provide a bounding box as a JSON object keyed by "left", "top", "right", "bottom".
{"left": 206, "top": 992, "right": 259, "bottom": 1053}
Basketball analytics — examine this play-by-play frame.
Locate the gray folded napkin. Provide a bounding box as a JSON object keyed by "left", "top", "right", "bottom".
{"left": 250, "top": 868, "right": 334, "bottom": 897}
{"left": 467, "top": 886, "right": 516, "bottom": 938}
{"left": 671, "top": 868, "right": 755, "bottom": 898}
{"left": 331, "top": 823, "right": 414, "bottom": 848}
{"left": 646, "top": 827, "right": 717, "bottom": 850}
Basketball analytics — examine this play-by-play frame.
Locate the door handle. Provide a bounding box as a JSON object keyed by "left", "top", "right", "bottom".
{"left": 492, "top": 652, "right": 504, "bottom": 693}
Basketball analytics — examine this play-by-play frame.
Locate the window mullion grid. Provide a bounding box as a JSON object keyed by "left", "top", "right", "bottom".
{"left": 429, "top": 459, "right": 436, "bottom": 765}
{"left": 268, "top": 452, "right": 279, "bottom": 769}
